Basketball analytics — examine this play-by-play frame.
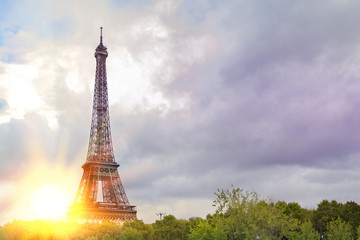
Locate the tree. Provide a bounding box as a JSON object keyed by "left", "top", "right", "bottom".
{"left": 101, "top": 233, "right": 114, "bottom": 240}
{"left": 294, "top": 220, "right": 320, "bottom": 240}
{"left": 356, "top": 225, "right": 360, "bottom": 240}
{"left": 189, "top": 219, "right": 226, "bottom": 240}
{"left": 0, "top": 229, "right": 5, "bottom": 240}
{"left": 120, "top": 227, "right": 143, "bottom": 240}
{"left": 340, "top": 201, "right": 360, "bottom": 238}
{"left": 313, "top": 200, "right": 342, "bottom": 235}
{"left": 95, "top": 221, "right": 122, "bottom": 239}
{"left": 86, "top": 237, "right": 99, "bottom": 240}
{"left": 326, "top": 218, "right": 352, "bottom": 240}
{"left": 213, "top": 186, "right": 299, "bottom": 239}
{"left": 284, "top": 202, "right": 307, "bottom": 222}
{"left": 151, "top": 215, "right": 189, "bottom": 240}
{"left": 122, "top": 220, "right": 152, "bottom": 240}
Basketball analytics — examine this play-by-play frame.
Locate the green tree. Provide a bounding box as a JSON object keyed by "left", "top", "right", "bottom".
{"left": 102, "top": 233, "right": 115, "bottom": 240}
{"left": 284, "top": 202, "right": 307, "bottom": 222}
{"left": 340, "top": 201, "right": 360, "bottom": 238}
{"left": 313, "top": 200, "right": 343, "bottom": 235}
{"left": 357, "top": 225, "right": 360, "bottom": 240}
{"left": 0, "top": 230, "right": 5, "bottom": 240}
{"left": 213, "top": 186, "right": 299, "bottom": 240}
{"left": 189, "top": 218, "right": 226, "bottom": 240}
{"left": 294, "top": 220, "right": 320, "bottom": 240}
{"left": 122, "top": 220, "right": 152, "bottom": 240}
{"left": 326, "top": 218, "right": 352, "bottom": 240}
{"left": 95, "top": 221, "right": 122, "bottom": 240}
{"left": 151, "top": 215, "right": 189, "bottom": 240}
{"left": 86, "top": 237, "right": 99, "bottom": 240}
{"left": 120, "top": 227, "right": 143, "bottom": 240}
{"left": 187, "top": 217, "right": 203, "bottom": 233}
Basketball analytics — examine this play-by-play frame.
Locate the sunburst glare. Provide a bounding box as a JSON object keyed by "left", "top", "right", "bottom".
{"left": 30, "top": 184, "right": 69, "bottom": 219}
{"left": 6, "top": 156, "right": 81, "bottom": 223}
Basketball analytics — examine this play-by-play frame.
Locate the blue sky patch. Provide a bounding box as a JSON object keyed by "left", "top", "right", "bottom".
{"left": 0, "top": 26, "right": 20, "bottom": 47}
{"left": 0, "top": 0, "right": 12, "bottom": 22}
{"left": 1, "top": 53, "right": 16, "bottom": 63}
{"left": 178, "top": 1, "right": 219, "bottom": 25}
{"left": 109, "top": 0, "right": 153, "bottom": 9}
{"left": 48, "top": 15, "right": 75, "bottom": 39}
{"left": 0, "top": 99, "right": 8, "bottom": 112}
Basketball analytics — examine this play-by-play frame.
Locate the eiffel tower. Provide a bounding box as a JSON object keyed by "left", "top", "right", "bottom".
{"left": 67, "top": 28, "right": 137, "bottom": 223}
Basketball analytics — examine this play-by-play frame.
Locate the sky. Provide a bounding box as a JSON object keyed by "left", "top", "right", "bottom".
{"left": 1, "top": 0, "right": 360, "bottom": 224}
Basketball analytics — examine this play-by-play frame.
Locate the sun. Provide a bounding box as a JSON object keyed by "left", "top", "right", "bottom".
{"left": 1, "top": 141, "right": 81, "bottom": 223}
{"left": 30, "top": 184, "right": 69, "bottom": 220}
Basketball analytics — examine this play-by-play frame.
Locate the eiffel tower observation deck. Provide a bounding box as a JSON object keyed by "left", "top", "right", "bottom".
{"left": 67, "top": 28, "right": 137, "bottom": 224}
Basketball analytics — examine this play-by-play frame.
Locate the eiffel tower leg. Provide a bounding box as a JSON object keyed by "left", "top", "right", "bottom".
{"left": 102, "top": 176, "right": 116, "bottom": 203}
{"left": 74, "top": 169, "right": 90, "bottom": 204}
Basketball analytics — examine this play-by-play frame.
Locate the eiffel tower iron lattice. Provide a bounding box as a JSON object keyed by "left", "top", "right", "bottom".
{"left": 67, "top": 28, "right": 137, "bottom": 223}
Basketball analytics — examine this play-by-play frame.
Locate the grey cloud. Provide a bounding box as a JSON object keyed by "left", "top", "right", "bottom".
{"left": 110, "top": 1, "right": 360, "bottom": 209}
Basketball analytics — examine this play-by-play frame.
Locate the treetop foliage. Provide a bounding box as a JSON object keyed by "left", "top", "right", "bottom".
{"left": 1, "top": 186, "right": 360, "bottom": 240}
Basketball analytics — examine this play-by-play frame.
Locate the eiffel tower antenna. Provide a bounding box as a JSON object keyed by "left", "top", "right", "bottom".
{"left": 100, "top": 27, "right": 103, "bottom": 44}
{"left": 67, "top": 28, "right": 137, "bottom": 224}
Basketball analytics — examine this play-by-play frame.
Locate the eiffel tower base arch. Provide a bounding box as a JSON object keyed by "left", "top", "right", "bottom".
{"left": 67, "top": 204, "right": 137, "bottom": 225}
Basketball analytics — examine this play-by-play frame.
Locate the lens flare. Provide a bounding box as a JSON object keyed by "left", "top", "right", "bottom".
{"left": 2, "top": 159, "right": 81, "bottom": 224}
{"left": 30, "top": 184, "right": 68, "bottom": 219}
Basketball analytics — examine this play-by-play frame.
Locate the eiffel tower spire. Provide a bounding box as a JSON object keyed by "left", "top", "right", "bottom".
{"left": 86, "top": 27, "right": 113, "bottom": 163}
{"left": 67, "top": 28, "right": 137, "bottom": 223}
